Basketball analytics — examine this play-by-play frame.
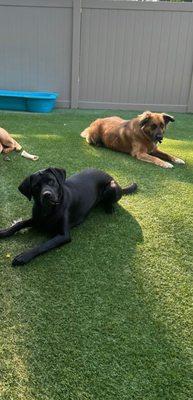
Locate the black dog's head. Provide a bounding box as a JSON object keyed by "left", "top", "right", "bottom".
{"left": 18, "top": 167, "right": 66, "bottom": 207}
{"left": 138, "top": 111, "right": 175, "bottom": 143}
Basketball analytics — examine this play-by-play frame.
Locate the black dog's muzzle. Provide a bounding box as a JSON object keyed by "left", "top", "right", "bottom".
{"left": 41, "top": 189, "right": 59, "bottom": 205}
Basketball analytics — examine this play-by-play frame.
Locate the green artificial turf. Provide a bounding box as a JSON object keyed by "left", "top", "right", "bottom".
{"left": 0, "top": 109, "right": 193, "bottom": 400}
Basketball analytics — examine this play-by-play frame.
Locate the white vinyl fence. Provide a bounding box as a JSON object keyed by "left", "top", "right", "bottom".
{"left": 0, "top": 0, "right": 193, "bottom": 112}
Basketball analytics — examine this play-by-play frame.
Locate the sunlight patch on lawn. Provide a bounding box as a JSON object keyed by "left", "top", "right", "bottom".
{"left": 163, "top": 138, "right": 193, "bottom": 152}
{"left": 11, "top": 134, "right": 62, "bottom": 140}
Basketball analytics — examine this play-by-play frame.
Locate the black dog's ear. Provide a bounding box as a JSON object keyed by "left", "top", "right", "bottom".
{"left": 162, "top": 114, "right": 175, "bottom": 125}
{"left": 18, "top": 176, "right": 32, "bottom": 200}
{"left": 138, "top": 111, "right": 152, "bottom": 127}
{"left": 49, "top": 167, "right": 66, "bottom": 186}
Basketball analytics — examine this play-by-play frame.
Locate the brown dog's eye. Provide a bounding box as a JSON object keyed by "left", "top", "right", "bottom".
{"left": 160, "top": 123, "right": 164, "bottom": 129}
{"left": 151, "top": 124, "right": 157, "bottom": 129}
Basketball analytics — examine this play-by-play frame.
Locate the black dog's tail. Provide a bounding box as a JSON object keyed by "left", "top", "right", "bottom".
{"left": 122, "top": 182, "right": 138, "bottom": 196}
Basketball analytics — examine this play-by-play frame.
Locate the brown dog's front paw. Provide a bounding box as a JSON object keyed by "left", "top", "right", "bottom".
{"left": 163, "top": 162, "right": 173, "bottom": 169}
{"left": 173, "top": 158, "right": 185, "bottom": 165}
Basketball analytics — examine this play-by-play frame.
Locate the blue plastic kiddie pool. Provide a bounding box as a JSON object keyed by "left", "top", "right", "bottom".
{"left": 0, "top": 90, "right": 58, "bottom": 113}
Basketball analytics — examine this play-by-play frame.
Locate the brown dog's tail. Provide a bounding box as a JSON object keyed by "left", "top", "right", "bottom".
{"left": 80, "top": 127, "right": 90, "bottom": 138}
{"left": 122, "top": 182, "right": 138, "bottom": 195}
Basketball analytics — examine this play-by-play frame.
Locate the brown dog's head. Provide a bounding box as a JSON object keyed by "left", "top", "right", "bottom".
{"left": 138, "top": 111, "right": 175, "bottom": 143}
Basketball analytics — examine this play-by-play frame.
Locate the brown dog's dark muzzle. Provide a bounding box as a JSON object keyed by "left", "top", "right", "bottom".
{"left": 155, "top": 134, "right": 163, "bottom": 143}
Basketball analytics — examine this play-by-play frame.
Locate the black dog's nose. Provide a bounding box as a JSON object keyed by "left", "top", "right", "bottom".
{"left": 42, "top": 191, "right": 52, "bottom": 199}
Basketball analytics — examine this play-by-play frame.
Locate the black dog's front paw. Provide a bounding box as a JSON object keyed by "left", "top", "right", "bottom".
{"left": 12, "top": 253, "right": 31, "bottom": 267}
{"left": 0, "top": 229, "right": 8, "bottom": 239}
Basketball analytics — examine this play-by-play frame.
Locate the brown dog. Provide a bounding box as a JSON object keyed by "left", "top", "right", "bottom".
{"left": 81, "top": 111, "right": 185, "bottom": 168}
{"left": 0, "top": 127, "right": 22, "bottom": 156}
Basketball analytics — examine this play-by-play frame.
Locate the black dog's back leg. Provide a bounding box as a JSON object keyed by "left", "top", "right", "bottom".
{"left": 101, "top": 180, "right": 137, "bottom": 213}
{"left": 103, "top": 202, "right": 115, "bottom": 214}
{"left": 101, "top": 180, "right": 122, "bottom": 214}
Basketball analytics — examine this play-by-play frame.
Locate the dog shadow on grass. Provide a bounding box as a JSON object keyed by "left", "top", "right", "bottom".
{"left": 1, "top": 203, "right": 193, "bottom": 399}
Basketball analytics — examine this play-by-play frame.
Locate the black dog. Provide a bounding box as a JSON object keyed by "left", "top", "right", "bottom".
{"left": 0, "top": 168, "right": 137, "bottom": 266}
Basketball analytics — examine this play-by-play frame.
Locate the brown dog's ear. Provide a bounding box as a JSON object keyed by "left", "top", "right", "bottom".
{"left": 162, "top": 114, "right": 175, "bottom": 125}
{"left": 138, "top": 111, "right": 152, "bottom": 127}
{"left": 18, "top": 176, "right": 32, "bottom": 200}
{"left": 49, "top": 167, "right": 66, "bottom": 186}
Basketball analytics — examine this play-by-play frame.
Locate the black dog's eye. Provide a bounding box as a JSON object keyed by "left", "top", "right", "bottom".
{"left": 49, "top": 179, "right": 55, "bottom": 185}
{"left": 151, "top": 124, "right": 157, "bottom": 129}
{"left": 32, "top": 184, "right": 39, "bottom": 193}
